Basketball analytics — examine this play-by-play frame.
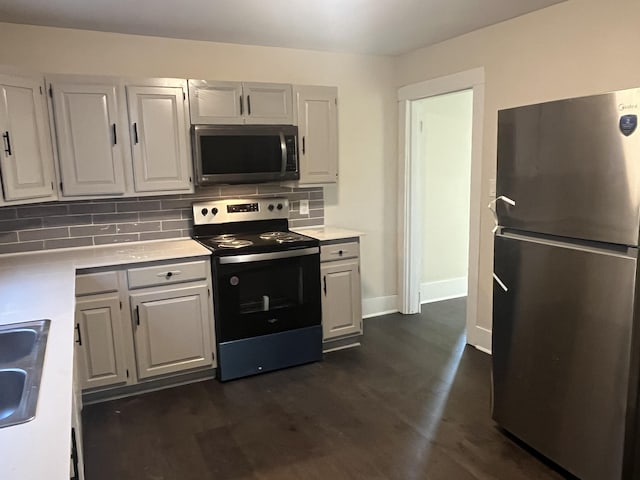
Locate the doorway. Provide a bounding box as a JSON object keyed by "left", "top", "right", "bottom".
{"left": 415, "top": 90, "right": 473, "bottom": 305}
{"left": 397, "top": 68, "right": 485, "bottom": 349}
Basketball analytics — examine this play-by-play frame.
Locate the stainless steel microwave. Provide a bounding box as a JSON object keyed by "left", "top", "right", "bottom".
{"left": 192, "top": 125, "right": 299, "bottom": 185}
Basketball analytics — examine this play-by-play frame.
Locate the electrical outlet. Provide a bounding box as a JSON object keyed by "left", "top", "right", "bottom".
{"left": 300, "top": 199, "right": 310, "bottom": 215}
{"left": 489, "top": 178, "right": 497, "bottom": 197}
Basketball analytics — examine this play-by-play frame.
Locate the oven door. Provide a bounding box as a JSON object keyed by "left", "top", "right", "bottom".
{"left": 213, "top": 248, "right": 321, "bottom": 342}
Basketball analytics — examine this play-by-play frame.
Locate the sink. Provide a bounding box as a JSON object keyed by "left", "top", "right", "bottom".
{"left": 0, "top": 370, "right": 26, "bottom": 421}
{"left": 0, "top": 330, "right": 37, "bottom": 363}
{"left": 0, "top": 320, "right": 50, "bottom": 428}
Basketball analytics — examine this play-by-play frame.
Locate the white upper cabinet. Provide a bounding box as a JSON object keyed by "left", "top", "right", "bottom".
{"left": 243, "top": 83, "right": 293, "bottom": 124}
{"left": 0, "top": 73, "right": 56, "bottom": 203}
{"left": 48, "top": 75, "right": 194, "bottom": 199}
{"left": 188, "top": 80, "right": 293, "bottom": 125}
{"left": 188, "top": 80, "right": 243, "bottom": 124}
{"left": 126, "top": 82, "right": 192, "bottom": 192}
{"left": 294, "top": 85, "right": 338, "bottom": 184}
{"left": 49, "top": 77, "right": 128, "bottom": 196}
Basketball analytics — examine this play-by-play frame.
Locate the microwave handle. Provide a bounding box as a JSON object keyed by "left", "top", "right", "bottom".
{"left": 279, "top": 132, "right": 287, "bottom": 176}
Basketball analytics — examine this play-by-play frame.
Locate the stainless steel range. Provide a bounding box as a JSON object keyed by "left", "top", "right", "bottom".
{"left": 192, "top": 198, "right": 322, "bottom": 381}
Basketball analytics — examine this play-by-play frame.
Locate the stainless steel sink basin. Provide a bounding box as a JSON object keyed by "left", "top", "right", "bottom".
{"left": 0, "top": 369, "right": 27, "bottom": 421}
{"left": 0, "top": 329, "right": 37, "bottom": 363}
{"left": 0, "top": 320, "right": 50, "bottom": 428}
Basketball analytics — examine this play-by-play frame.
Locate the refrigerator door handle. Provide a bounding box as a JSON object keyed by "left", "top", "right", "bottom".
{"left": 493, "top": 273, "right": 509, "bottom": 292}
{"left": 489, "top": 196, "right": 516, "bottom": 233}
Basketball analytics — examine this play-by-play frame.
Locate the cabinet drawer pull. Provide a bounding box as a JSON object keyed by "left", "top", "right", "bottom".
{"left": 135, "top": 305, "right": 140, "bottom": 326}
{"left": 323, "top": 275, "right": 327, "bottom": 295}
{"left": 157, "top": 270, "right": 181, "bottom": 278}
{"left": 331, "top": 250, "right": 346, "bottom": 256}
{"left": 247, "top": 95, "right": 251, "bottom": 115}
{"left": 239, "top": 95, "right": 243, "bottom": 115}
{"left": 112, "top": 123, "right": 117, "bottom": 145}
{"left": 133, "top": 122, "right": 139, "bottom": 144}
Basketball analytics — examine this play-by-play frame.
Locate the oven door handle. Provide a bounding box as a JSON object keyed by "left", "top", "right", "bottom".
{"left": 219, "top": 247, "right": 319, "bottom": 264}
{"left": 279, "top": 132, "right": 287, "bottom": 177}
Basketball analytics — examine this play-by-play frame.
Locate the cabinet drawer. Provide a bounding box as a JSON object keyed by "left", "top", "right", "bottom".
{"left": 320, "top": 242, "right": 359, "bottom": 262}
{"left": 75, "top": 271, "right": 119, "bottom": 296}
{"left": 127, "top": 260, "right": 208, "bottom": 289}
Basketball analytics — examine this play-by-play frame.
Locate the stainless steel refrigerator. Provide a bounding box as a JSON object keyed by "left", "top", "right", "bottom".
{"left": 492, "top": 87, "right": 640, "bottom": 480}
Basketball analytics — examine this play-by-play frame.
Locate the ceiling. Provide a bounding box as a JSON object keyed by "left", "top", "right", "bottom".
{"left": 0, "top": 0, "right": 566, "bottom": 56}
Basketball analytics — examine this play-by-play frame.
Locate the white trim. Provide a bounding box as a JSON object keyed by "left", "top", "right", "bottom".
{"left": 420, "top": 277, "right": 467, "bottom": 304}
{"left": 398, "top": 67, "right": 485, "bottom": 101}
{"left": 362, "top": 295, "right": 399, "bottom": 318}
{"left": 473, "top": 326, "right": 492, "bottom": 354}
{"left": 397, "top": 68, "right": 485, "bottom": 351}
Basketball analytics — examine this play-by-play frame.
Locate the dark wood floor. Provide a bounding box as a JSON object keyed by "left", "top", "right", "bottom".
{"left": 83, "top": 298, "right": 568, "bottom": 479}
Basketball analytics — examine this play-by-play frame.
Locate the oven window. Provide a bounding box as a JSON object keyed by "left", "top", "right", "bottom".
{"left": 214, "top": 254, "right": 321, "bottom": 342}
{"left": 200, "top": 135, "right": 282, "bottom": 175}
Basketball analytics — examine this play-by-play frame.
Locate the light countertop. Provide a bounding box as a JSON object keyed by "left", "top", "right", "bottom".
{"left": 0, "top": 239, "right": 211, "bottom": 480}
{"left": 292, "top": 226, "right": 364, "bottom": 242}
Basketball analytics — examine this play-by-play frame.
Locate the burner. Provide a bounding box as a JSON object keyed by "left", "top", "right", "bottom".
{"left": 213, "top": 234, "right": 236, "bottom": 241}
{"left": 217, "top": 239, "right": 253, "bottom": 249}
{"left": 259, "top": 231, "right": 287, "bottom": 240}
{"left": 260, "top": 231, "right": 304, "bottom": 243}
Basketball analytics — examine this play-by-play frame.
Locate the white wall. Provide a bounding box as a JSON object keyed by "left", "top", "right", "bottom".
{"left": 0, "top": 22, "right": 398, "bottom": 313}
{"left": 419, "top": 90, "right": 472, "bottom": 292}
{"left": 395, "top": 0, "right": 640, "bottom": 341}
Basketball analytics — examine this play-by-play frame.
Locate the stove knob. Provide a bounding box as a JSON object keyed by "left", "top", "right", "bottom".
{"left": 212, "top": 208, "right": 218, "bottom": 216}
{"left": 277, "top": 203, "right": 283, "bottom": 210}
{"left": 201, "top": 208, "right": 208, "bottom": 216}
{"left": 268, "top": 204, "right": 275, "bottom": 211}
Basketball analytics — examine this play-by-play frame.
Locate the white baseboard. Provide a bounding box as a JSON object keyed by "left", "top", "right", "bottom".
{"left": 362, "top": 295, "right": 398, "bottom": 319}
{"left": 420, "top": 277, "right": 467, "bottom": 304}
{"left": 470, "top": 326, "right": 492, "bottom": 354}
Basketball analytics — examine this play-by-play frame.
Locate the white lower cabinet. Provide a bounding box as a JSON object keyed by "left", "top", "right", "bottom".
{"left": 75, "top": 293, "right": 128, "bottom": 390}
{"left": 130, "top": 284, "right": 213, "bottom": 379}
{"left": 71, "top": 334, "right": 85, "bottom": 480}
{"left": 320, "top": 240, "right": 363, "bottom": 341}
{"left": 74, "top": 257, "right": 215, "bottom": 394}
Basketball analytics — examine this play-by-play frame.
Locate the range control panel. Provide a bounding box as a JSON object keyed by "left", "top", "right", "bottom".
{"left": 192, "top": 198, "right": 290, "bottom": 225}
{"left": 228, "top": 203, "right": 259, "bottom": 213}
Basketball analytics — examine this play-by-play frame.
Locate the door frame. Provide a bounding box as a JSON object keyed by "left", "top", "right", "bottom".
{"left": 397, "top": 67, "right": 485, "bottom": 348}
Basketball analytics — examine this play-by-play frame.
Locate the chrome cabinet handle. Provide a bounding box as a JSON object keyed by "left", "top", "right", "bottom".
{"left": 156, "top": 270, "right": 182, "bottom": 278}
{"left": 2, "top": 131, "right": 12, "bottom": 156}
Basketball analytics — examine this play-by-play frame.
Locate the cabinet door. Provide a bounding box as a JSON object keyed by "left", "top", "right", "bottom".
{"left": 0, "top": 75, "right": 56, "bottom": 202}
{"left": 50, "top": 81, "right": 127, "bottom": 196}
{"left": 75, "top": 294, "right": 128, "bottom": 390}
{"left": 243, "top": 82, "right": 293, "bottom": 124}
{"left": 188, "top": 80, "right": 244, "bottom": 124}
{"left": 126, "top": 85, "right": 192, "bottom": 192}
{"left": 295, "top": 86, "right": 338, "bottom": 184}
{"left": 131, "top": 284, "right": 213, "bottom": 379}
{"left": 321, "top": 258, "right": 362, "bottom": 340}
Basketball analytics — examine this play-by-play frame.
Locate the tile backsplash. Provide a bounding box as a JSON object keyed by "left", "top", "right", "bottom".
{"left": 0, "top": 185, "right": 324, "bottom": 254}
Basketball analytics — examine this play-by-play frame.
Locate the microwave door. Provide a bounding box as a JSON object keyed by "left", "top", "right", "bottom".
{"left": 193, "top": 125, "right": 299, "bottom": 185}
